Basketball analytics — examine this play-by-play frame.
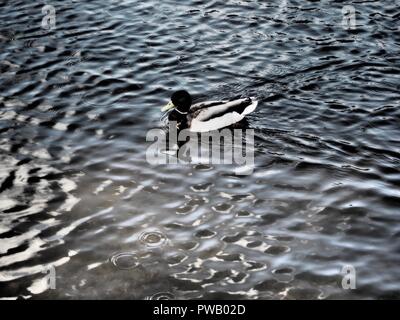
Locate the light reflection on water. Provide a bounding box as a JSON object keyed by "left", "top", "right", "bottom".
{"left": 0, "top": 0, "right": 400, "bottom": 299}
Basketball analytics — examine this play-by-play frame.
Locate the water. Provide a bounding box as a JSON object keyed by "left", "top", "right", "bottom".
{"left": 1, "top": 0, "right": 399, "bottom": 299}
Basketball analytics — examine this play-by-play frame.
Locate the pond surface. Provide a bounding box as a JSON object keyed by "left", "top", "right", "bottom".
{"left": 0, "top": 0, "right": 400, "bottom": 299}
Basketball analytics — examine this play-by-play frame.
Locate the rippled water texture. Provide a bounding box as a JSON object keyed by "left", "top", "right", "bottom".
{"left": 1, "top": 0, "right": 400, "bottom": 299}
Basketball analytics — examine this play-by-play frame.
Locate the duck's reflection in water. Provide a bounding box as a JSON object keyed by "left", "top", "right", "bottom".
{"left": 148, "top": 121, "right": 255, "bottom": 175}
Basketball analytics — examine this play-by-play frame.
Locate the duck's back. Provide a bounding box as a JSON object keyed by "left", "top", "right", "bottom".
{"left": 189, "top": 97, "right": 258, "bottom": 132}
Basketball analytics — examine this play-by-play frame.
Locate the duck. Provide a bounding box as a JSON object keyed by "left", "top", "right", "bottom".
{"left": 161, "top": 90, "right": 258, "bottom": 132}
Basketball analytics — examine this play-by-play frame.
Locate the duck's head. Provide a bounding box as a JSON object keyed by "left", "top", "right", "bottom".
{"left": 162, "top": 90, "right": 192, "bottom": 113}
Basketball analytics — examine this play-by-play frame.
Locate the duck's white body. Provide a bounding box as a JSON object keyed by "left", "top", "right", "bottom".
{"left": 188, "top": 97, "right": 258, "bottom": 132}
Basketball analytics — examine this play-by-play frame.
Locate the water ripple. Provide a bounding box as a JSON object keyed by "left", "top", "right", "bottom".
{"left": 1, "top": 0, "right": 400, "bottom": 300}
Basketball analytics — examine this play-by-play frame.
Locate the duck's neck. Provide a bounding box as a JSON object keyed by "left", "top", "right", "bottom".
{"left": 175, "top": 108, "right": 188, "bottom": 115}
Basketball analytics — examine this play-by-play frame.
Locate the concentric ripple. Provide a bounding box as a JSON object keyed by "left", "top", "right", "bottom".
{"left": 139, "top": 231, "right": 168, "bottom": 248}
{"left": 110, "top": 252, "right": 139, "bottom": 270}
{"left": 145, "top": 292, "right": 175, "bottom": 300}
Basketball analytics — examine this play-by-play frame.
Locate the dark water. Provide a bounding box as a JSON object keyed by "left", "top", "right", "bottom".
{"left": 1, "top": 0, "right": 400, "bottom": 299}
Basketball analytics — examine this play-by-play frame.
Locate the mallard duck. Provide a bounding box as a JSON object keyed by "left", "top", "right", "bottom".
{"left": 161, "top": 90, "right": 258, "bottom": 132}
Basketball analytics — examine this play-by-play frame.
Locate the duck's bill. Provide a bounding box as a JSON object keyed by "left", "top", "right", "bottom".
{"left": 161, "top": 101, "right": 175, "bottom": 112}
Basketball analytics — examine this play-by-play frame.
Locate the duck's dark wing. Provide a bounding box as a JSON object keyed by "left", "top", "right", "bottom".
{"left": 189, "top": 100, "right": 228, "bottom": 114}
